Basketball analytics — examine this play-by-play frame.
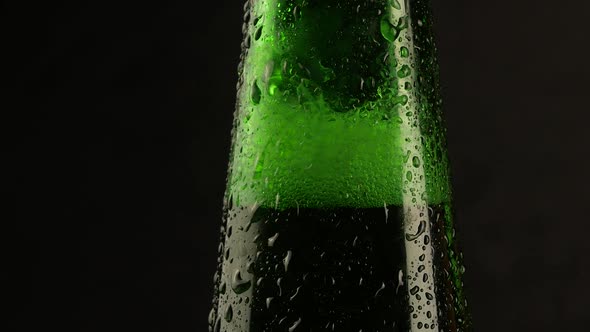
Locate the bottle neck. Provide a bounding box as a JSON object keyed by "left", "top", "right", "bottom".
{"left": 226, "top": 0, "right": 449, "bottom": 210}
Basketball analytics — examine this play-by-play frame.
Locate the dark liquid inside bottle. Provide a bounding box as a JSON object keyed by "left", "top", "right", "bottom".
{"left": 210, "top": 204, "right": 468, "bottom": 331}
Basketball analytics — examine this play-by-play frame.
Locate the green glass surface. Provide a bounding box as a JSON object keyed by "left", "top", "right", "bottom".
{"left": 228, "top": 0, "right": 450, "bottom": 209}
{"left": 210, "top": 1, "right": 472, "bottom": 331}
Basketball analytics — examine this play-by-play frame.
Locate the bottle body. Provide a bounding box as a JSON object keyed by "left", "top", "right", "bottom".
{"left": 210, "top": 0, "right": 471, "bottom": 331}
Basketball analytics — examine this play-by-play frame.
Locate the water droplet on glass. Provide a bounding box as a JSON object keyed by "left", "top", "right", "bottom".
{"left": 283, "top": 250, "right": 292, "bottom": 272}
{"left": 266, "top": 297, "right": 273, "bottom": 309}
{"left": 396, "top": 269, "right": 404, "bottom": 293}
{"left": 405, "top": 81, "right": 413, "bottom": 91}
{"left": 394, "top": 94, "right": 408, "bottom": 106}
{"left": 225, "top": 304, "right": 233, "bottom": 322}
{"left": 418, "top": 265, "right": 425, "bottom": 272}
{"left": 208, "top": 308, "right": 216, "bottom": 326}
{"left": 254, "top": 26, "right": 262, "bottom": 41}
{"left": 397, "top": 65, "right": 411, "bottom": 78}
{"left": 251, "top": 80, "right": 261, "bottom": 105}
{"left": 410, "top": 285, "right": 420, "bottom": 295}
{"left": 290, "top": 286, "right": 301, "bottom": 301}
{"left": 380, "top": 16, "right": 398, "bottom": 42}
{"left": 426, "top": 292, "right": 434, "bottom": 300}
{"left": 400, "top": 46, "right": 409, "bottom": 58}
{"left": 374, "top": 282, "right": 386, "bottom": 297}
{"left": 419, "top": 254, "right": 426, "bottom": 261}
{"left": 268, "top": 232, "right": 279, "bottom": 247}
{"left": 406, "top": 171, "right": 413, "bottom": 181}
{"left": 289, "top": 318, "right": 302, "bottom": 332}
{"left": 412, "top": 156, "right": 421, "bottom": 167}
{"left": 417, "top": 322, "right": 423, "bottom": 329}
{"left": 231, "top": 270, "right": 252, "bottom": 294}
{"left": 214, "top": 316, "right": 221, "bottom": 332}
{"left": 406, "top": 219, "right": 425, "bottom": 241}
{"left": 246, "top": 261, "right": 255, "bottom": 273}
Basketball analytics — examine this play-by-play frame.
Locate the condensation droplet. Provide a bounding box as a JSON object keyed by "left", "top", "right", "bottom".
{"left": 380, "top": 16, "right": 398, "bottom": 42}
{"left": 400, "top": 46, "right": 409, "bottom": 58}
{"left": 251, "top": 80, "right": 261, "bottom": 105}
{"left": 397, "top": 65, "right": 411, "bottom": 78}
{"left": 214, "top": 316, "right": 221, "bottom": 332}
{"left": 406, "top": 220, "right": 426, "bottom": 241}
{"left": 254, "top": 26, "right": 263, "bottom": 41}
{"left": 289, "top": 318, "right": 302, "bottom": 332}
{"left": 208, "top": 308, "right": 216, "bottom": 326}
{"left": 405, "top": 82, "right": 413, "bottom": 92}
{"left": 290, "top": 286, "right": 301, "bottom": 301}
{"left": 224, "top": 304, "right": 233, "bottom": 322}
{"left": 268, "top": 233, "right": 279, "bottom": 247}
{"left": 231, "top": 270, "right": 252, "bottom": 294}
{"left": 246, "top": 261, "right": 254, "bottom": 273}
{"left": 374, "top": 282, "right": 386, "bottom": 297}
{"left": 283, "top": 250, "right": 293, "bottom": 272}
{"left": 277, "top": 277, "right": 283, "bottom": 296}
{"left": 396, "top": 270, "right": 404, "bottom": 293}
{"left": 410, "top": 285, "right": 420, "bottom": 295}
{"left": 412, "top": 156, "right": 421, "bottom": 168}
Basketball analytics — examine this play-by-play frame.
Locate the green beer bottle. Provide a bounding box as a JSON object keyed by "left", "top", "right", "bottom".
{"left": 209, "top": 0, "right": 472, "bottom": 331}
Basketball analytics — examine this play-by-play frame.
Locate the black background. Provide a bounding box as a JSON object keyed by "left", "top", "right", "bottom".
{"left": 12, "top": 0, "right": 589, "bottom": 331}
